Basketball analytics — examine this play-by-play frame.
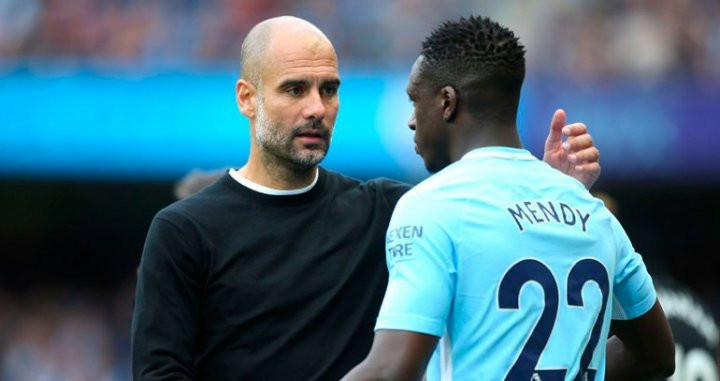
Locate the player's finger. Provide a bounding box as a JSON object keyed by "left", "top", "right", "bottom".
{"left": 561, "top": 123, "right": 588, "bottom": 138}
{"left": 568, "top": 147, "right": 600, "bottom": 164}
{"left": 573, "top": 162, "right": 601, "bottom": 174}
{"left": 564, "top": 134, "right": 594, "bottom": 152}
{"left": 545, "top": 109, "right": 567, "bottom": 147}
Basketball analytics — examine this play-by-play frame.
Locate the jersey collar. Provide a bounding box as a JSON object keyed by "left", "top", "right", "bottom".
{"left": 461, "top": 146, "right": 537, "bottom": 162}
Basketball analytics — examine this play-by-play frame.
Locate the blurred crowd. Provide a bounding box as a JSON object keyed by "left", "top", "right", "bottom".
{"left": 0, "top": 0, "right": 719, "bottom": 81}
{"left": 0, "top": 286, "right": 133, "bottom": 381}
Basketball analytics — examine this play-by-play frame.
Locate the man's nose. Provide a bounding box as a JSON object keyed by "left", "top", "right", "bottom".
{"left": 408, "top": 112, "right": 416, "bottom": 131}
{"left": 302, "top": 90, "right": 326, "bottom": 121}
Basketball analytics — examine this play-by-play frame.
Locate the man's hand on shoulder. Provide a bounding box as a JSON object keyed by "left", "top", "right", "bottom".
{"left": 543, "top": 109, "right": 601, "bottom": 189}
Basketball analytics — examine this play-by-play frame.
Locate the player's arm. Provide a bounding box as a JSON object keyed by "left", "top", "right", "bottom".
{"left": 542, "top": 109, "right": 601, "bottom": 189}
{"left": 605, "top": 300, "right": 675, "bottom": 380}
{"left": 341, "top": 330, "right": 437, "bottom": 381}
{"left": 131, "top": 213, "right": 203, "bottom": 380}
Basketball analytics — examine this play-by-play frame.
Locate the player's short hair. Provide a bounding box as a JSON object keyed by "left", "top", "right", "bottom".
{"left": 419, "top": 15, "right": 526, "bottom": 123}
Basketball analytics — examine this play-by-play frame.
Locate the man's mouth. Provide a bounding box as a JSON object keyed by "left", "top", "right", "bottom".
{"left": 295, "top": 130, "right": 328, "bottom": 145}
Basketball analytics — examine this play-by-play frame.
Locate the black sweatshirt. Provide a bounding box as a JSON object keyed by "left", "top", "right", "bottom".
{"left": 131, "top": 168, "right": 411, "bottom": 380}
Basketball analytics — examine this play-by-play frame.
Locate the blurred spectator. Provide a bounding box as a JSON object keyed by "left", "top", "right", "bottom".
{"left": 0, "top": 287, "right": 133, "bottom": 381}
{"left": 173, "top": 168, "right": 226, "bottom": 199}
{"left": 0, "top": 0, "right": 41, "bottom": 57}
{"left": 0, "top": 0, "right": 717, "bottom": 81}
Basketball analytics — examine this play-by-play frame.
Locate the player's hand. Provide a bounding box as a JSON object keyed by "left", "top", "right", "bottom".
{"left": 542, "top": 109, "right": 601, "bottom": 190}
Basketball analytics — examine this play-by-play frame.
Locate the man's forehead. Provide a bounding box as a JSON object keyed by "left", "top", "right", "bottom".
{"left": 270, "top": 59, "right": 339, "bottom": 85}
{"left": 263, "top": 35, "right": 338, "bottom": 82}
{"left": 271, "top": 36, "right": 335, "bottom": 57}
{"left": 408, "top": 56, "right": 425, "bottom": 84}
{"left": 273, "top": 53, "right": 338, "bottom": 70}
{"left": 407, "top": 55, "right": 426, "bottom": 93}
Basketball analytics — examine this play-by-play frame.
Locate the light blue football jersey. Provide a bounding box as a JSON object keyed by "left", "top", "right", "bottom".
{"left": 376, "top": 147, "right": 656, "bottom": 381}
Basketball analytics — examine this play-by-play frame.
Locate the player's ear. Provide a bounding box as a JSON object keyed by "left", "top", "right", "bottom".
{"left": 440, "top": 86, "right": 458, "bottom": 122}
{"left": 236, "top": 79, "right": 258, "bottom": 118}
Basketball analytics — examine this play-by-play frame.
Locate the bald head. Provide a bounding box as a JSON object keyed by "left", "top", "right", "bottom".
{"left": 241, "top": 16, "right": 335, "bottom": 88}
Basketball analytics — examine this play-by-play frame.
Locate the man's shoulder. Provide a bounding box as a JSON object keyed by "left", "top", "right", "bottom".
{"left": 391, "top": 173, "right": 454, "bottom": 221}
{"left": 156, "top": 173, "right": 232, "bottom": 224}
{"left": 396, "top": 157, "right": 589, "bottom": 214}
{"left": 321, "top": 167, "right": 412, "bottom": 201}
{"left": 398, "top": 162, "right": 466, "bottom": 202}
{"left": 322, "top": 167, "right": 409, "bottom": 188}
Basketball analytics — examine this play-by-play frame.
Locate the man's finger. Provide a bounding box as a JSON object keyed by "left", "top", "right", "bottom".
{"left": 545, "top": 109, "right": 567, "bottom": 147}
{"left": 561, "top": 123, "right": 588, "bottom": 137}
{"left": 569, "top": 147, "right": 600, "bottom": 164}
{"left": 574, "top": 162, "right": 601, "bottom": 174}
{"left": 564, "top": 134, "right": 594, "bottom": 152}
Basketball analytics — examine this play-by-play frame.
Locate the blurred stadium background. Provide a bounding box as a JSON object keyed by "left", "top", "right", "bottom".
{"left": 0, "top": 0, "right": 718, "bottom": 379}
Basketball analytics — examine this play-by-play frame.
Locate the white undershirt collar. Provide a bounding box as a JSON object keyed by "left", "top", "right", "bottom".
{"left": 229, "top": 168, "right": 319, "bottom": 196}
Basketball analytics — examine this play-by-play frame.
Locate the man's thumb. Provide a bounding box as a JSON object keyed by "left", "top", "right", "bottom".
{"left": 546, "top": 108, "right": 567, "bottom": 146}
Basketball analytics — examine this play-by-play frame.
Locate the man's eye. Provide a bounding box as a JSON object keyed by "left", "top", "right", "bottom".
{"left": 322, "top": 86, "right": 337, "bottom": 96}
{"left": 287, "top": 87, "right": 303, "bottom": 95}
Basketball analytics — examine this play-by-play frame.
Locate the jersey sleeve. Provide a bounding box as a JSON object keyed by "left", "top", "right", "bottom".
{"left": 374, "top": 191, "right": 456, "bottom": 337}
{"left": 610, "top": 216, "right": 657, "bottom": 320}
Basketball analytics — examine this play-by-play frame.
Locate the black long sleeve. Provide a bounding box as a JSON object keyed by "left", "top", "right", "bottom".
{"left": 132, "top": 214, "right": 205, "bottom": 379}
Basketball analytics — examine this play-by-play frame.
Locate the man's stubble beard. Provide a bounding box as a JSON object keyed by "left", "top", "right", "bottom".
{"left": 254, "top": 96, "right": 332, "bottom": 172}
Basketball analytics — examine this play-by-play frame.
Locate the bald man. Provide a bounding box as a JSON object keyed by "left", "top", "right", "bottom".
{"left": 131, "top": 16, "right": 601, "bottom": 380}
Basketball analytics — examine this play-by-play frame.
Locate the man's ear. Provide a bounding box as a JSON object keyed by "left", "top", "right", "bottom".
{"left": 440, "top": 86, "right": 458, "bottom": 122}
{"left": 236, "top": 79, "right": 257, "bottom": 118}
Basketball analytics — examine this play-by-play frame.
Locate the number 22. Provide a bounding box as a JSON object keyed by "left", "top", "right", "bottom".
{"left": 498, "top": 258, "right": 609, "bottom": 381}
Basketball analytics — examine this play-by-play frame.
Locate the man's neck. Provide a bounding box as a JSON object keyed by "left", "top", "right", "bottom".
{"left": 451, "top": 122, "right": 523, "bottom": 162}
{"left": 240, "top": 154, "right": 318, "bottom": 190}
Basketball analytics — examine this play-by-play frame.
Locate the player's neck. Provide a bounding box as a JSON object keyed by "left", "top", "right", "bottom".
{"left": 451, "top": 123, "right": 523, "bottom": 161}
{"left": 241, "top": 151, "right": 318, "bottom": 190}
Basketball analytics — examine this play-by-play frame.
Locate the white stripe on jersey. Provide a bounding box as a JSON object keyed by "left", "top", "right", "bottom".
{"left": 440, "top": 330, "right": 453, "bottom": 381}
